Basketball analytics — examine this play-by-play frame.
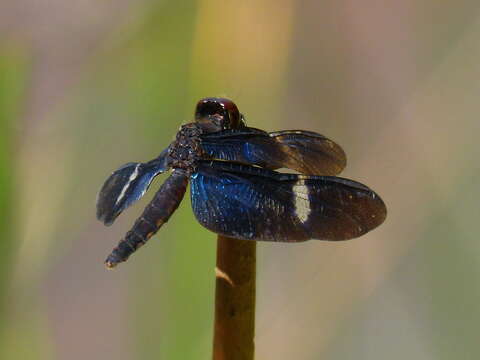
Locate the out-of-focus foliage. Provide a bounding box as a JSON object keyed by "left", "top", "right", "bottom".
{"left": 1, "top": 1, "right": 480, "bottom": 359}
{"left": 0, "top": 48, "right": 25, "bottom": 328}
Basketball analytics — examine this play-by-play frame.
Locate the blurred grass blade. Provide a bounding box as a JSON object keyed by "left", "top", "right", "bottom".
{"left": 0, "top": 48, "right": 27, "bottom": 325}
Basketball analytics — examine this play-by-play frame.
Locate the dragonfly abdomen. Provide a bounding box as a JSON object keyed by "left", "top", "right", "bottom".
{"left": 105, "top": 169, "right": 189, "bottom": 268}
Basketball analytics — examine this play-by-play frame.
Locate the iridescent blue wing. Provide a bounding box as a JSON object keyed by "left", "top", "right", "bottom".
{"left": 96, "top": 149, "right": 169, "bottom": 226}
{"left": 200, "top": 128, "right": 278, "bottom": 168}
{"left": 200, "top": 128, "right": 346, "bottom": 175}
{"left": 190, "top": 161, "right": 386, "bottom": 241}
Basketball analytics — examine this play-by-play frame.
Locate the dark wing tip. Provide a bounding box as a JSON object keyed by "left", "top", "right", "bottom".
{"left": 96, "top": 207, "right": 116, "bottom": 226}
{"left": 345, "top": 187, "right": 387, "bottom": 239}
{"left": 95, "top": 162, "right": 143, "bottom": 226}
{"left": 96, "top": 186, "right": 121, "bottom": 226}
{"left": 367, "top": 190, "right": 387, "bottom": 229}
{"left": 269, "top": 130, "right": 347, "bottom": 175}
{"left": 304, "top": 176, "right": 387, "bottom": 240}
{"left": 352, "top": 188, "right": 387, "bottom": 237}
{"left": 96, "top": 151, "right": 171, "bottom": 227}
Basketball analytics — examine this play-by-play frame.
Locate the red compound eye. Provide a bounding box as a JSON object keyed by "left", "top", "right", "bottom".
{"left": 195, "top": 97, "right": 241, "bottom": 130}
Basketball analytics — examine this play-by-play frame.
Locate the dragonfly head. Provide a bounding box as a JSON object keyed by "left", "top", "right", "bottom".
{"left": 195, "top": 97, "right": 245, "bottom": 132}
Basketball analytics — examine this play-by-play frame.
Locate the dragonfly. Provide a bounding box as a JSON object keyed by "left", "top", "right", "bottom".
{"left": 96, "top": 98, "right": 387, "bottom": 268}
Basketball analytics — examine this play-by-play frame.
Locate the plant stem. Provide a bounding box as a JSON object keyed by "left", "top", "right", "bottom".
{"left": 213, "top": 235, "right": 256, "bottom": 360}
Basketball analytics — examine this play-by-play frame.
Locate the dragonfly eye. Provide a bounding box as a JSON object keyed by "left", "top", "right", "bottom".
{"left": 195, "top": 97, "right": 242, "bottom": 131}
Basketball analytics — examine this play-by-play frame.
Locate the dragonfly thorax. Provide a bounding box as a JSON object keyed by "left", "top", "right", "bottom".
{"left": 167, "top": 123, "right": 204, "bottom": 173}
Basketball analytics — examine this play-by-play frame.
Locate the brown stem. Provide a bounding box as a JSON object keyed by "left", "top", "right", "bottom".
{"left": 213, "top": 236, "right": 256, "bottom": 360}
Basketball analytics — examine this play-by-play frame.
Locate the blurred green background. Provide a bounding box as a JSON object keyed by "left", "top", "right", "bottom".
{"left": 1, "top": 0, "right": 479, "bottom": 359}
